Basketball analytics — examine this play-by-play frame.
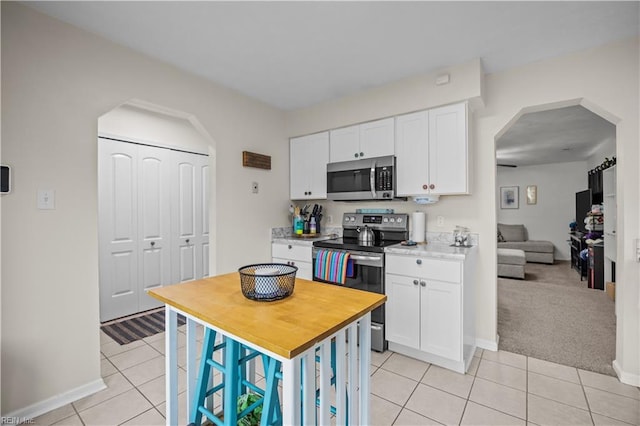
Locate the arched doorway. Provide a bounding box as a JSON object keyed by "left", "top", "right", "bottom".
{"left": 97, "top": 100, "right": 216, "bottom": 322}
{"left": 494, "top": 99, "right": 618, "bottom": 376}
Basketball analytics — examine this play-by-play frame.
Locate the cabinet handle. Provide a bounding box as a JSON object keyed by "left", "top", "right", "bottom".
{"left": 416, "top": 259, "right": 422, "bottom": 265}
{"left": 420, "top": 281, "right": 426, "bottom": 287}
{"left": 429, "top": 184, "right": 435, "bottom": 190}
{"left": 150, "top": 241, "right": 155, "bottom": 247}
{"left": 288, "top": 245, "right": 292, "bottom": 249}
{"left": 413, "top": 279, "right": 419, "bottom": 285}
{"left": 360, "top": 152, "right": 364, "bottom": 157}
{"left": 422, "top": 184, "right": 428, "bottom": 190}
{"left": 290, "top": 261, "right": 295, "bottom": 266}
{"left": 354, "top": 153, "right": 359, "bottom": 158}
{"left": 186, "top": 239, "right": 190, "bottom": 244}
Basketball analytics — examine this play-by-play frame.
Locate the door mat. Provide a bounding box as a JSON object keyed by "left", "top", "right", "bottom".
{"left": 101, "top": 309, "right": 186, "bottom": 345}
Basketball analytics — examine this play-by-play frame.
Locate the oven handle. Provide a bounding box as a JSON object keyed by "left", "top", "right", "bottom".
{"left": 350, "top": 254, "right": 383, "bottom": 262}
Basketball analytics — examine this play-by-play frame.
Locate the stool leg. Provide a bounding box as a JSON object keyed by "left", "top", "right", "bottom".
{"left": 224, "top": 338, "right": 240, "bottom": 425}
{"left": 260, "top": 355, "right": 282, "bottom": 426}
{"left": 190, "top": 328, "right": 217, "bottom": 426}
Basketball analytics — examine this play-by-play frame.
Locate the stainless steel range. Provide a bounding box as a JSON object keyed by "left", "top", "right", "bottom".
{"left": 312, "top": 212, "right": 409, "bottom": 352}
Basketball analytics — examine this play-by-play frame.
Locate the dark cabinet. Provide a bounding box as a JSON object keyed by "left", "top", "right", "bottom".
{"left": 588, "top": 244, "right": 604, "bottom": 290}
{"left": 569, "top": 233, "right": 587, "bottom": 280}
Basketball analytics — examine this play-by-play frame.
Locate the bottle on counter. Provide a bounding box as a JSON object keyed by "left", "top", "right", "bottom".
{"left": 310, "top": 216, "right": 317, "bottom": 235}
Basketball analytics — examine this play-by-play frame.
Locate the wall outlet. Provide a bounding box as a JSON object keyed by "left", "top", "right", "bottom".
{"left": 436, "top": 215, "right": 445, "bottom": 227}
{"left": 251, "top": 182, "right": 259, "bottom": 194}
{"left": 37, "top": 189, "right": 55, "bottom": 210}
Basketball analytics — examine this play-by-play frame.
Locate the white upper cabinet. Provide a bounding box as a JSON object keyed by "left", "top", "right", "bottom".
{"left": 395, "top": 110, "right": 429, "bottom": 196}
{"left": 290, "top": 132, "right": 329, "bottom": 200}
{"left": 428, "top": 102, "right": 468, "bottom": 195}
{"left": 329, "top": 118, "right": 395, "bottom": 163}
{"left": 395, "top": 102, "right": 469, "bottom": 196}
{"left": 329, "top": 125, "right": 360, "bottom": 163}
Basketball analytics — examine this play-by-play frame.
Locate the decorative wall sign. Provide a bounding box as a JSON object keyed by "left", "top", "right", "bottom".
{"left": 500, "top": 186, "right": 519, "bottom": 209}
{"left": 242, "top": 151, "right": 271, "bottom": 170}
{"left": 526, "top": 185, "right": 537, "bottom": 205}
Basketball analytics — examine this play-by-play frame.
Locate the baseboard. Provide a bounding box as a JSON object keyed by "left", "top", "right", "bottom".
{"left": 476, "top": 335, "right": 499, "bottom": 352}
{"left": 2, "top": 378, "right": 106, "bottom": 421}
{"left": 613, "top": 360, "right": 640, "bottom": 387}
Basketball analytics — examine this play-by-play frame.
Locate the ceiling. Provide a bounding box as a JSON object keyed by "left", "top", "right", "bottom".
{"left": 496, "top": 105, "right": 616, "bottom": 167}
{"left": 23, "top": 2, "right": 636, "bottom": 167}
{"left": 26, "top": 1, "right": 639, "bottom": 111}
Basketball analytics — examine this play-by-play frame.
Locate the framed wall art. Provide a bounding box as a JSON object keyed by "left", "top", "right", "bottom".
{"left": 526, "top": 185, "right": 537, "bottom": 205}
{"left": 500, "top": 186, "right": 519, "bottom": 209}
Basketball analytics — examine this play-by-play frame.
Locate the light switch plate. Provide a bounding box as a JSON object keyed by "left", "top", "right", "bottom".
{"left": 37, "top": 189, "right": 55, "bottom": 210}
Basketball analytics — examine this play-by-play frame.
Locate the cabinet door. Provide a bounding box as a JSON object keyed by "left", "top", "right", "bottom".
{"left": 290, "top": 132, "right": 329, "bottom": 200}
{"left": 308, "top": 132, "right": 329, "bottom": 199}
{"left": 428, "top": 103, "right": 468, "bottom": 195}
{"left": 385, "top": 273, "right": 421, "bottom": 349}
{"left": 395, "top": 111, "right": 429, "bottom": 196}
{"left": 98, "top": 139, "right": 139, "bottom": 322}
{"left": 421, "top": 279, "right": 461, "bottom": 361}
{"left": 137, "top": 145, "right": 172, "bottom": 312}
{"left": 359, "top": 118, "right": 395, "bottom": 159}
{"left": 329, "top": 125, "right": 360, "bottom": 163}
{"left": 172, "top": 151, "right": 209, "bottom": 283}
{"left": 290, "top": 136, "right": 311, "bottom": 199}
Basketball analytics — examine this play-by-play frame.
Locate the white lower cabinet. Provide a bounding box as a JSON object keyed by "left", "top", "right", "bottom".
{"left": 385, "top": 252, "right": 475, "bottom": 373}
{"left": 272, "top": 242, "right": 313, "bottom": 280}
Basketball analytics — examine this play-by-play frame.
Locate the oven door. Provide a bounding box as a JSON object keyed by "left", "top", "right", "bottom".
{"left": 312, "top": 248, "right": 384, "bottom": 324}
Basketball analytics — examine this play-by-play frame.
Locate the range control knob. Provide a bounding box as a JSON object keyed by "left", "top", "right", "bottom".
{"left": 396, "top": 217, "right": 403, "bottom": 223}
{"left": 383, "top": 217, "right": 389, "bottom": 223}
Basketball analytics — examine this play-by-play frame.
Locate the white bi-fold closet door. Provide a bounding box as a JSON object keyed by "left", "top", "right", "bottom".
{"left": 98, "top": 138, "right": 209, "bottom": 322}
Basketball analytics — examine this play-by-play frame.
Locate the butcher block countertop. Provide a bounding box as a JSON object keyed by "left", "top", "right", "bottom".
{"left": 148, "top": 272, "right": 386, "bottom": 359}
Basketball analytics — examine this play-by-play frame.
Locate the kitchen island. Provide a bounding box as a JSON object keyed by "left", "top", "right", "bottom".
{"left": 148, "top": 272, "right": 385, "bottom": 426}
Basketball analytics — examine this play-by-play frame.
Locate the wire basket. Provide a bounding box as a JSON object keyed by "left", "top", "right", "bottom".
{"left": 238, "top": 263, "right": 297, "bottom": 302}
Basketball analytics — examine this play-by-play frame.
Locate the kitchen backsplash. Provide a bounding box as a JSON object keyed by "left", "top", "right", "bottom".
{"left": 428, "top": 231, "right": 479, "bottom": 246}
{"left": 272, "top": 226, "right": 342, "bottom": 239}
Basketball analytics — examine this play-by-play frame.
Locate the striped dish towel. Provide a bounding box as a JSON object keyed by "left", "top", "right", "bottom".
{"left": 314, "top": 249, "right": 351, "bottom": 284}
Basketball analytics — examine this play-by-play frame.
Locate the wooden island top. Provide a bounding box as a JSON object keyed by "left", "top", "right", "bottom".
{"left": 148, "top": 272, "right": 386, "bottom": 359}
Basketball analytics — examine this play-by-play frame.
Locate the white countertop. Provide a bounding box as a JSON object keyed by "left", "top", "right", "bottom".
{"left": 272, "top": 234, "right": 339, "bottom": 246}
{"left": 385, "top": 242, "right": 476, "bottom": 260}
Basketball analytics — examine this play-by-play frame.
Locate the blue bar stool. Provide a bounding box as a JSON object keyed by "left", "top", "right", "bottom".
{"left": 189, "top": 328, "right": 283, "bottom": 426}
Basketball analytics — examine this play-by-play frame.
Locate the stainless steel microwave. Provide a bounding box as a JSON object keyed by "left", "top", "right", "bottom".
{"left": 327, "top": 155, "right": 399, "bottom": 201}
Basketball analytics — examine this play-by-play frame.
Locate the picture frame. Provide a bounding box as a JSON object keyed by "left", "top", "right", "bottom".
{"left": 526, "top": 185, "right": 537, "bottom": 205}
{"left": 500, "top": 186, "right": 519, "bottom": 209}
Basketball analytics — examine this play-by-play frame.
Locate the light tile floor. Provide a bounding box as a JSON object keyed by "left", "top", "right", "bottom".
{"left": 33, "top": 327, "right": 640, "bottom": 425}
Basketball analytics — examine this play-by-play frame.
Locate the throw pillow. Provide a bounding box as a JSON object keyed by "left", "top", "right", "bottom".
{"left": 497, "top": 223, "right": 526, "bottom": 242}
{"left": 497, "top": 230, "right": 505, "bottom": 242}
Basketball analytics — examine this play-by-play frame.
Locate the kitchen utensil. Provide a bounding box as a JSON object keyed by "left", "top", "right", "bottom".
{"left": 357, "top": 225, "right": 375, "bottom": 245}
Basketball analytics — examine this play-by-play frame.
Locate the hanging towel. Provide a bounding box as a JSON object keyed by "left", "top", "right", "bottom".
{"left": 314, "top": 250, "right": 352, "bottom": 284}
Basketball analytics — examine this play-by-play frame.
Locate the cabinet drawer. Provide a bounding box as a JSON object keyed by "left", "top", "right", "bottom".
{"left": 386, "top": 254, "right": 461, "bottom": 283}
{"left": 271, "top": 243, "right": 312, "bottom": 263}
{"left": 272, "top": 258, "right": 312, "bottom": 281}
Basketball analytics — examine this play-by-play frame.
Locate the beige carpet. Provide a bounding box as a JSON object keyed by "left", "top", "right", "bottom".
{"left": 498, "top": 261, "right": 616, "bottom": 376}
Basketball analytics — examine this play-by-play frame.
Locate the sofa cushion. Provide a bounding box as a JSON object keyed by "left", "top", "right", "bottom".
{"left": 497, "top": 223, "right": 526, "bottom": 242}
{"left": 497, "top": 248, "right": 526, "bottom": 265}
{"left": 498, "top": 240, "right": 554, "bottom": 253}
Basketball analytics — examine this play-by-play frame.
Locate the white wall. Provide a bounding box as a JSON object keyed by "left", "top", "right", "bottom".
{"left": 1, "top": 3, "right": 288, "bottom": 416}
{"left": 98, "top": 103, "right": 210, "bottom": 154}
{"left": 587, "top": 136, "right": 616, "bottom": 170}
{"left": 497, "top": 161, "right": 588, "bottom": 260}
{"left": 286, "top": 37, "right": 640, "bottom": 385}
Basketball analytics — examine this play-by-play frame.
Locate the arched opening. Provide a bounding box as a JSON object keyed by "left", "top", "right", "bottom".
{"left": 494, "top": 99, "right": 618, "bottom": 376}
{"left": 96, "top": 100, "right": 217, "bottom": 324}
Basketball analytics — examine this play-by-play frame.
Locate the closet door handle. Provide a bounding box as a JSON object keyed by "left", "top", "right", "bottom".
{"left": 186, "top": 239, "right": 190, "bottom": 244}
{"left": 150, "top": 241, "right": 155, "bottom": 247}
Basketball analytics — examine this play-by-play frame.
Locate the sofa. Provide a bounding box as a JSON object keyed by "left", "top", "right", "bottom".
{"left": 497, "top": 223, "right": 554, "bottom": 264}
